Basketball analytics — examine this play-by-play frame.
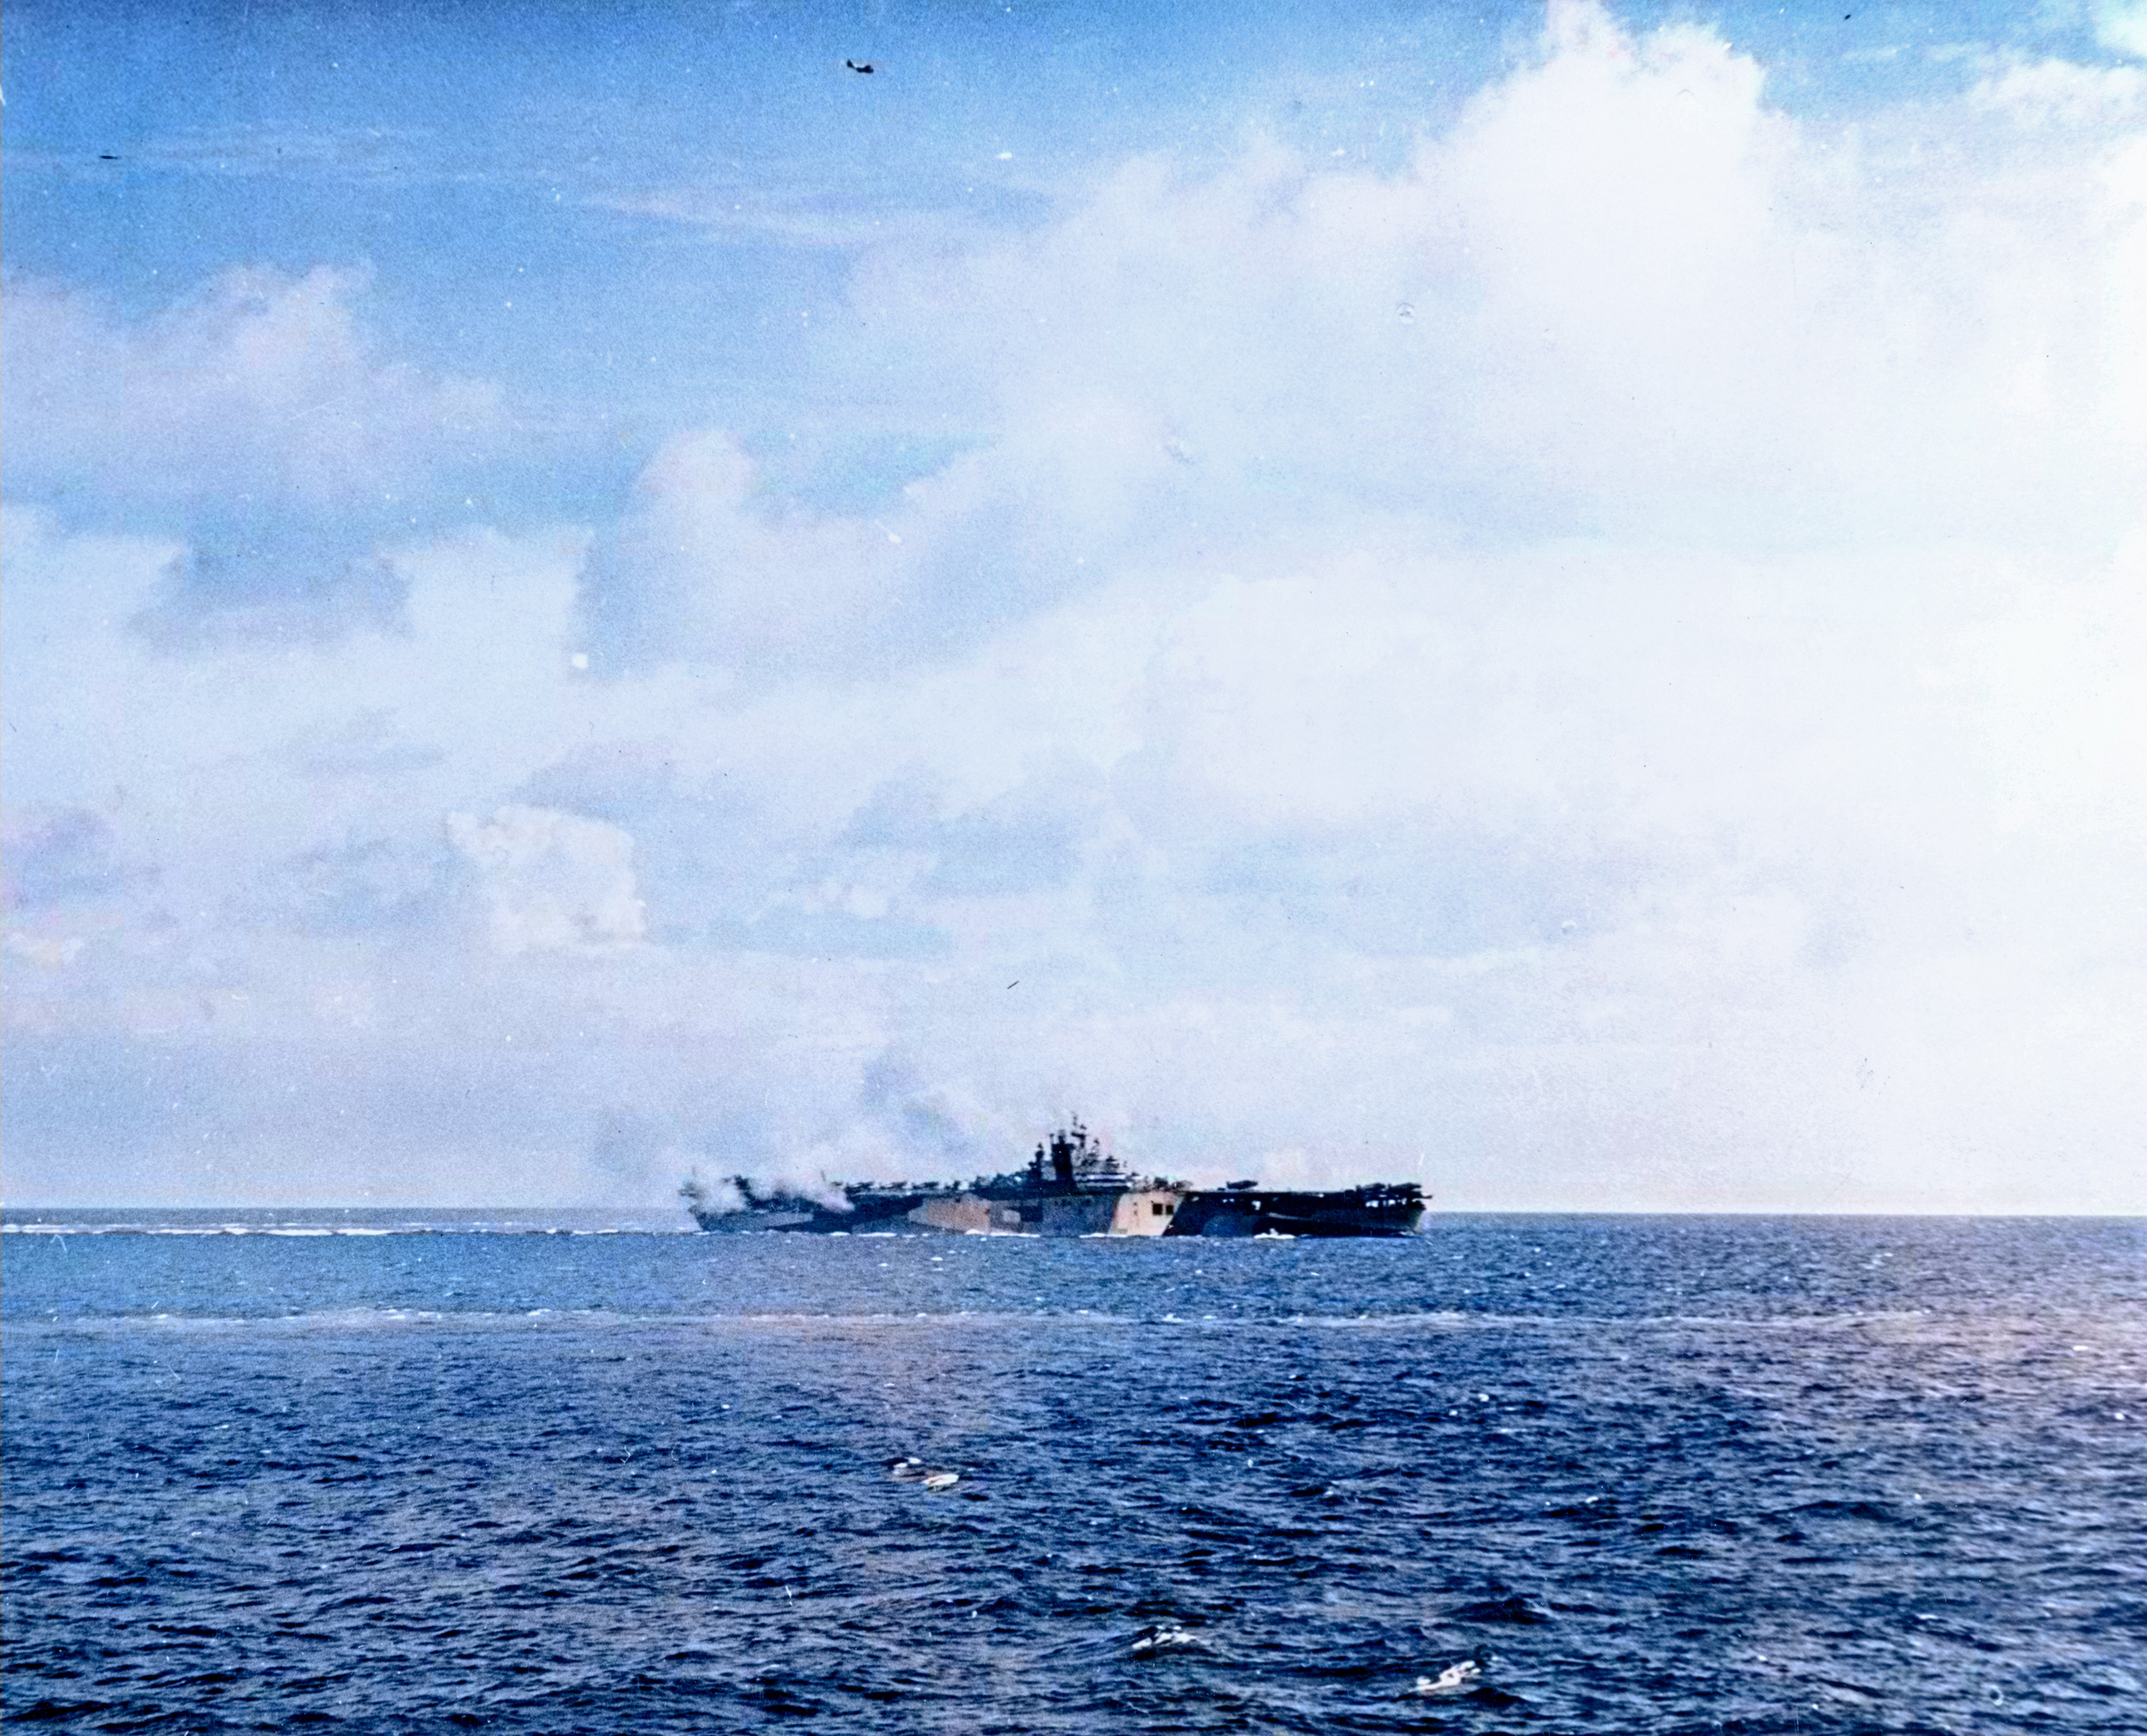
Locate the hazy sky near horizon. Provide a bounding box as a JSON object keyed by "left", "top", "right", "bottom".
{"left": 4, "top": 0, "right": 2144, "bottom": 1212}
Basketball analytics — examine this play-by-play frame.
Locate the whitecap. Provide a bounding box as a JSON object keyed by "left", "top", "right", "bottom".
{"left": 1412, "top": 1660, "right": 1482, "bottom": 1696}
{"left": 1129, "top": 1625, "right": 1203, "bottom": 1657}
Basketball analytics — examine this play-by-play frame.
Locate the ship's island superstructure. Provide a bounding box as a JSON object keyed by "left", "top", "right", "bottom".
{"left": 680, "top": 1118, "right": 1427, "bottom": 1238}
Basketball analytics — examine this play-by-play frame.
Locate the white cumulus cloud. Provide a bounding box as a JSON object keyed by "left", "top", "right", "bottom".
{"left": 447, "top": 804, "right": 647, "bottom": 956}
{"left": 7, "top": 3, "right": 2145, "bottom": 1210}
{"left": 2, "top": 266, "right": 506, "bottom": 509}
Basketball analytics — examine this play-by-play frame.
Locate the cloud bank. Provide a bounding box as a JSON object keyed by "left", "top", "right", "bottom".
{"left": 3, "top": 4, "right": 2142, "bottom": 1210}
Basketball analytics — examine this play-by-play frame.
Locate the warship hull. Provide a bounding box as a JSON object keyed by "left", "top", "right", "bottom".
{"left": 685, "top": 1185, "right": 1185, "bottom": 1237}
{"left": 683, "top": 1120, "right": 1427, "bottom": 1238}
{"left": 688, "top": 1184, "right": 1425, "bottom": 1238}
{"left": 1164, "top": 1185, "right": 1425, "bottom": 1238}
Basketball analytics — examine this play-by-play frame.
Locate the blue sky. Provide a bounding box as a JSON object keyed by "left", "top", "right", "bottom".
{"left": 4, "top": 1, "right": 2144, "bottom": 1208}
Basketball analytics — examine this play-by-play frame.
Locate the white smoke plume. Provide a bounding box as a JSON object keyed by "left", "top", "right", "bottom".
{"left": 677, "top": 1172, "right": 748, "bottom": 1217}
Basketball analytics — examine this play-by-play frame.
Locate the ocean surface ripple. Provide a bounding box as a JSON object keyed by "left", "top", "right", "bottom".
{"left": 4, "top": 1214, "right": 2141, "bottom": 1733}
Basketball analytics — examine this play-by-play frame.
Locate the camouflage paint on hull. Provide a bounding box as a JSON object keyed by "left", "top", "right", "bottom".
{"left": 682, "top": 1120, "right": 1427, "bottom": 1236}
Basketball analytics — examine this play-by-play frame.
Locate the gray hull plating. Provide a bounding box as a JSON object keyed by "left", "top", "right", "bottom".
{"left": 684, "top": 1119, "right": 1428, "bottom": 1237}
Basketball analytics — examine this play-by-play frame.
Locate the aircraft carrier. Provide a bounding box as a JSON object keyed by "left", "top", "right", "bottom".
{"left": 681, "top": 1119, "right": 1427, "bottom": 1237}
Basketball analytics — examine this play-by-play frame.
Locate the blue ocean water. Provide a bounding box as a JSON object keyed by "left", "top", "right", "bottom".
{"left": 3, "top": 1212, "right": 2141, "bottom": 1733}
